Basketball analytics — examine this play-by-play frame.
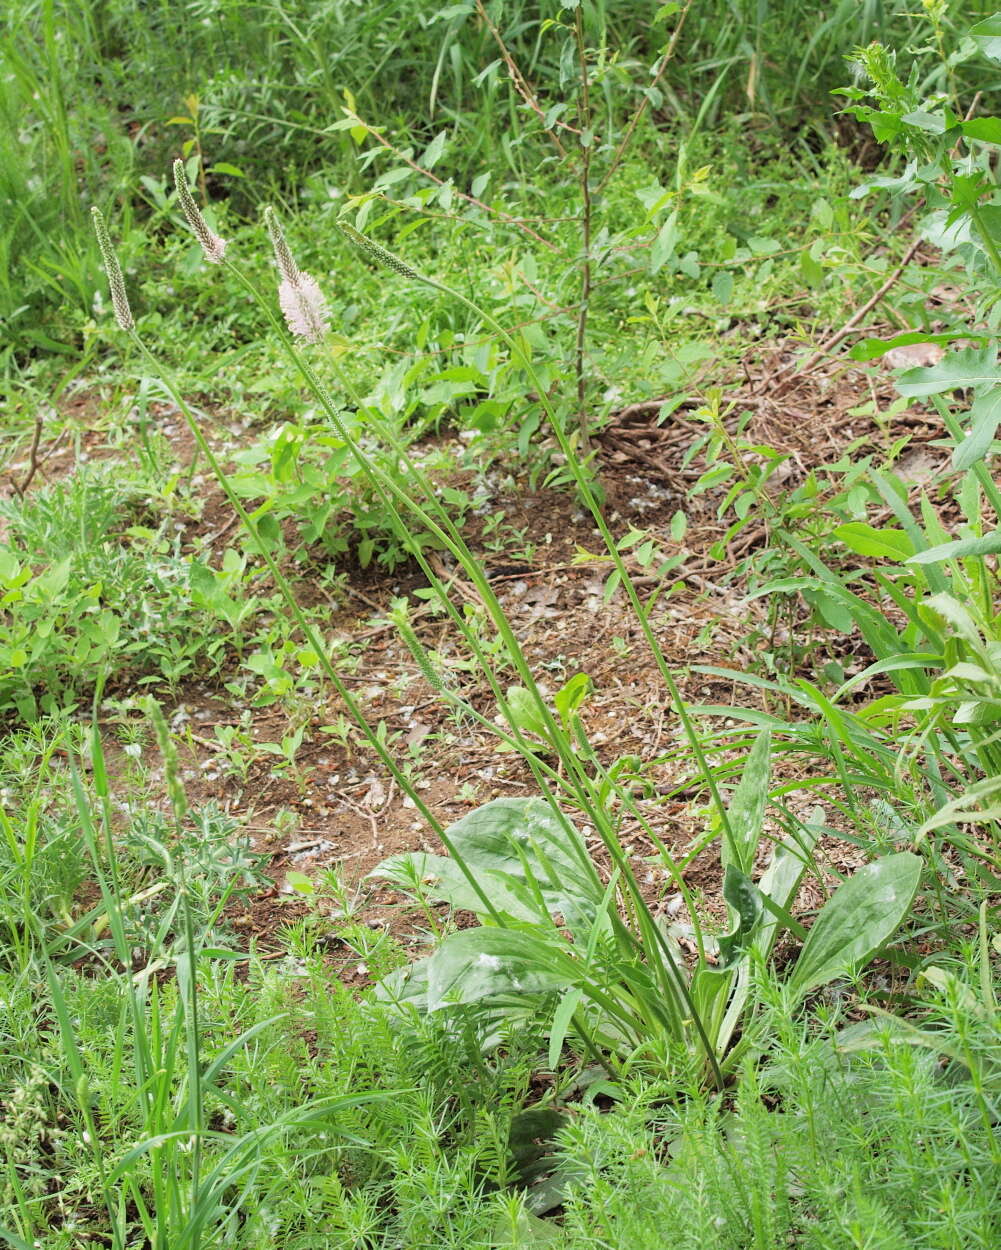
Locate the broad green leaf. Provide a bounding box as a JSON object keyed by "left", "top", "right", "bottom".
{"left": 372, "top": 799, "right": 601, "bottom": 932}
{"left": 906, "top": 532, "right": 1001, "bottom": 564}
{"left": 788, "top": 852, "right": 921, "bottom": 999}
{"left": 448, "top": 797, "right": 592, "bottom": 888}
{"left": 834, "top": 522, "right": 914, "bottom": 561}
{"left": 849, "top": 331, "right": 982, "bottom": 362}
{"left": 953, "top": 389, "right": 1001, "bottom": 470}
{"left": 714, "top": 866, "right": 763, "bottom": 969}
{"left": 369, "top": 850, "right": 538, "bottom": 921}
{"left": 754, "top": 821, "right": 821, "bottom": 956}
{"left": 650, "top": 210, "right": 679, "bottom": 274}
{"left": 209, "top": 161, "right": 245, "bottom": 177}
{"left": 895, "top": 347, "right": 1001, "bottom": 397}
{"left": 971, "top": 15, "right": 1001, "bottom": 61}
{"left": 961, "top": 116, "right": 1001, "bottom": 146}
{"left": 671, "top": 509, "right": 688, "bottom": 541}
{"left": 421, "top": 129, "right": 448, "bottom": 169}
{"left": 900, "top": 109, "right": 949, "bottom": 134}
{"left": 506, "top": 685, "right": 550, "bottom": 740}
{"left": 712, "top": 270, "right": 733, "bottom": 305}
{"left": 804, "top": 587, "right": 855, "bottom": 633}
{"left": 0, "top": 550, "right": 22, "bottom": 583}
{"left": 555, "top": 673, "right": 593, "bottom": 723}
{"left": 425, "top": 927, "right": 574, "bottom": 1011}
{"left": 849, "top": 160, "right": 918, "bottom": 200}
{"left": 548, "top": 987, "right": 584, "bottom": 1069}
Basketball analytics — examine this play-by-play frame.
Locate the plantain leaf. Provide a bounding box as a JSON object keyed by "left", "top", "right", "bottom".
{"left": 713, "top": 866, "right": 764, "bottom": 970}
{"left": 754, "top": 820, "right": 821, "bottom": 957}
{"left": 369, "top": 798, "right": 602, "bottom": 932}
{"left": 369, "top": 850, "right": 538, "bottom": 921}
{"left": 425, "top": 927, "right": 575, "bottom": 1011}
{"left": 788, "top": 852, "right": 921, "bottom": 999}
{"left": 723, "top": 729, "right": 772, "bottom": 874}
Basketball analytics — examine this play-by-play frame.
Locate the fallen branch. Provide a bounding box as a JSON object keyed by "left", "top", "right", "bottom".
{"left": 769, "top": 236, "right": 923, "bottom": 396}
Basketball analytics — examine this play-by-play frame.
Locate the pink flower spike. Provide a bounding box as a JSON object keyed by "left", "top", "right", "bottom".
{"left": 278, "top": 273, "right": 329, "bottom": 343}
{"left": 203, "top": 232, "right": 228, "bottom": 264}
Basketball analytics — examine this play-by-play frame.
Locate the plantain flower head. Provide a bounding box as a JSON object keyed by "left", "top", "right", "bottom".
{"left": 263, "top": 206, "right": 329, "bottom": 343}
{"left": 278, "top": 274, "right": 329, "bottom": 343}
{"left": 91, "top": 207, "right": 134, "bottom": 331}
{"left": 173, "top": 160, "right": 227, "bottom": 264}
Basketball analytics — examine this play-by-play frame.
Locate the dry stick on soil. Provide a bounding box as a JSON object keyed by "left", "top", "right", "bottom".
{"left": 7, "top": 414, "right": 45, "bottom": 499}
{"left": 769, "top": 236, "right": 924, "bottom": 395}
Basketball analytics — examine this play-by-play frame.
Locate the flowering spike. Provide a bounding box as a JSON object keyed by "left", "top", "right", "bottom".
{"left": 338, "top": 223, "right": 420, "bottom": 280}
{"left": 278, "top": 275, "right": 330, "bottom": 343}
{"left": 261, "top": 206, "right": 329, "bottom": 343}
{"left": 172, "top": 159, "right": 227, "bottom": 264}
{"left": 263, "top": 206, "right": 301, "bottom": 286}
{"left": 90, "top": 207, "right": 134, "bottom": 331}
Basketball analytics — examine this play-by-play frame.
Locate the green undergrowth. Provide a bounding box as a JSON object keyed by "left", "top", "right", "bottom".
{"left": 4, "top": 3, "right": 1001, "bottom": 1247}
{"left": 1, "top": 721, "right": 997, "bottom": 1249}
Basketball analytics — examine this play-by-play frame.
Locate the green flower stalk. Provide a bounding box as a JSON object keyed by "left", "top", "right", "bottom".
{"left": 339, "top": 223, "right": 420, "bottom": 280}
{"left": 173, "top": 159, "right": 227, "bottom": 264}
{"left": 90, "top": 207, "right": 134, "bottom": 331}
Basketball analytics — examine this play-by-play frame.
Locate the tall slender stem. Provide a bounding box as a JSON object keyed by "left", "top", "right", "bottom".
{"left": 574, "top": 9, "right": 593, "bottom": 451}
{"left": 125, "top": 332, "right": 506, "bottom": 927}
{"left": 346, "top": 241, "right": 734, "bottom": 845}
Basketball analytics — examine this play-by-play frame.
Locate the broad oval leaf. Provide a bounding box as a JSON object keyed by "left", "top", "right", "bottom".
{"left": 369, "top": 798, "right": 602, "bottom": 932}
{"left": 788, "top": 852, "right": 921, "bottom": 1000}
{"left": 446, "top": 797, "right": 603, "bottom": 929}
{"left": 425, "top": 926, "right": 575, "bottom": 1012}
{"left": 722, "top": 729, "right": 772, "bottom": 874}
{"left": 834, "top": 522, "right": 914, "bottom": 561}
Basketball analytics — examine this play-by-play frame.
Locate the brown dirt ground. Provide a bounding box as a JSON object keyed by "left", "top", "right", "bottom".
{"left": 11, "top": 331, "right": 965, "bottom": 975}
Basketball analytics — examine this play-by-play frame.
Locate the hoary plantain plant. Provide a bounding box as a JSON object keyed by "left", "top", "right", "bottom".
{"left": 92, "top": 173, "right": 920, "bottom": 1088}
{"left": 94, "top": 175, "right": 737, "bottom": 1082}
{"left": 370, "top": 730, "right": 921, "bottom": 1081}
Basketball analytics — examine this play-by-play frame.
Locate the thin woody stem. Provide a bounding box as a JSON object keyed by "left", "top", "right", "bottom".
{"left": 475, "top": 0, "right": 567, "bottom": 156}
{"left": 595, "top": 0, "right": 693, "bottom": 199}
